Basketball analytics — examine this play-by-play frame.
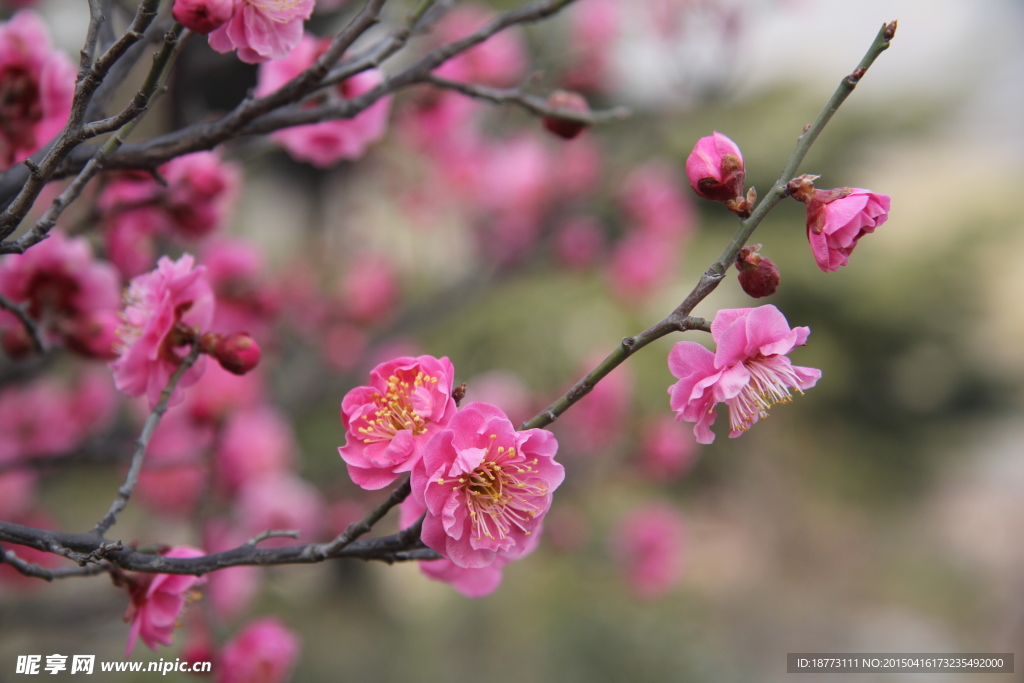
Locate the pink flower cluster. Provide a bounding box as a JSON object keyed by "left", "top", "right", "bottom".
{"left": 339, "top": 357, "right": 564, "bottom": 595}
{"left": 668, "top": 305, "right": 821, "bottom": 444}
{"left": 0, "top": 232, "right": 121, "bottom": 359}
{"left": 256, "top": 34, "right": 391, "bottom": 167}
{"left": 0, "top": 11, "right": 74, "bottom": 170}
{"left": 99, "top": 152, "right": 240, "bottom": 277}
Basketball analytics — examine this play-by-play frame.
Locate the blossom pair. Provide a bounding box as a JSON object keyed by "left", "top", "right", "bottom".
{"left": 338, "top": 356, "right": 564, "bottom": 593}
{"left": 686, "top": 132, "right": 890, "bottom": 274}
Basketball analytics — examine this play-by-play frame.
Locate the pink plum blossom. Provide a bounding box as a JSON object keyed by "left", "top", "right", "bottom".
{"left": 339, "top": 255, "right": 398, "bottom": 325}
{"left": 557, "top": 355, "right": 631, "bottom": 454}
{"left": 685, "top": 131, "right": 746, "bottom": 202}
{"left": 202, "top": 239, "right": 279, "bottom": 337}
{"left": 464, "top": 370, "right": 534, "bottom": 428}
{"left": 0, "top": 231, "right": 121, "bottom": 357}
{"left": 124, "top": 546, "right": 207, "bottom": 656}
{"left": 208, "top": 0, "right": 314, "bottom": 64}
{"left": 109, "top": 254, "right": 215, "bottom": 408}
{"left": 173, "top": 0, "right": 234, "bottom": 34}
{"left": 611, "top": 503, "right": 687, "bottom": 599}
{"left": 411, "top": 402, "right": 563, "bottom": 569}
{"left": 203, "top": 520, "right": 262, "bottom": 619}
{"left": 554, "top": 216, "right": 605, "bottom": 270}
{"left": 216, "top": 618, "right": 300, "bottom": 683}
{"left": 433, "top": 5, "right": 527, "bottom": 87}
{"left": 399, "top": 488, "right": 540, "bottom": 598}
{"left": 338, "top": 355, "right": 457, "bottom": 490}
{"left": 215, "top": 405, "right": 298, "bottom": 495}
{"left": 0, "top": 11, "right": 75, "bottom": 170}
{"left": 795, "top": 184, "right": 891, "bottom": 272}
{"left": 256, "top": 34, "right": 391, "bottom": 166}
{"left": 667, "top": 305, "right": 821, "bottom": 444}
{"left": 636, "top": 415, "right": 698, "bottom": 480}
{"left": 564, "top": 0, "right": 620, "bottom": 92}
{"left": 0, "top": 471, "right": 37, "bottom": 520}
{"left": 620, "top": 161, "right": 695, "bottom": 239}
{"left": 160, "top": 152, "right": 241, "bottom": 239}
{"left": 607, "top": 231, "right": 679, "bottom": 302}
{"left": 103, "top": 207, "right": 165, "bottom": 278}
{"left": 184, "top": 360, "right": 265, "bottom": 423}
{"left": 134, "top": 408, "right": 214, "bottom": 515}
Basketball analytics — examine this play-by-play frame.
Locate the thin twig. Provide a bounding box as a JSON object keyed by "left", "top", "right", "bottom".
{"left": 0, "top": 545, "right": 109, "bottom": 582}
{"left": 318, "top": 478, "right": 412, "bottom": 557}
{"left": 521, "top": 21, "right": 897, "bottom": 431}
{"left": 424, "top": 74, "right": 630, "bottom": 125}
{"left": 93, "top": 343, "right": 201, "bottom": 537}
{"left": 0, "top": 292, "right": 46, "bottom": 353}
{"left": 247, "top": 530, "right": 301, "bottom": 546}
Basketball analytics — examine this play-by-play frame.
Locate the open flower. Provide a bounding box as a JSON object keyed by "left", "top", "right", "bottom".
{"left": 208, "top": 0, "right": 314, "bottom": 64}
{"left": 217, "top": 618, "right": 300, "bottom": 683}
{"left": 0, "top": 11, "right": 75, "bottom": 170}
{"left": 109, "top": 254, "right": 214, "bottom": 408}
{"left": 411, "top": 402, "right": 563, "bottom": 569}
{"left": 339, "top": 355, "right": 457, "bottom": 490}
{"left": 124, "top": 546, "right": 206, "bottom": 656}
{"left": 789, "top": 177, "right": 890, "bottom": 272}
{"left": 668, "top": 305, "right": 821, "bottom": 444}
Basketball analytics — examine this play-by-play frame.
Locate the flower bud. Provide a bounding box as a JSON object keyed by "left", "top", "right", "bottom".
{"left": 735, "top": 245, "right": 779, "bottom": 298}
{"left": 213, "top": 332, "right": 262, "bottom": 375}
{"left": 542, "top": 90, "right": 591, "bottom": 140}
{"left": 172, "top": 0, "right": 235, "bottom": 34}
{"left": 685, "top": 131, "right": 745, "bottom": 202}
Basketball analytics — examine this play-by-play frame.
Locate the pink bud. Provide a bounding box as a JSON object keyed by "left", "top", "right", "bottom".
{"left": 172, "top": 0, "right": 235, "bottom": 34}
{"left": 542, "top": 90, "right": 591, "bottom": 140}
{"left": 213, "top": 333, "right": 261, "bottom": 375}
{"left": 685, "top": 131, "right": 745, "bottom": 202}
{"left": 735, "top": 245, "right": 780, "bottom": 298}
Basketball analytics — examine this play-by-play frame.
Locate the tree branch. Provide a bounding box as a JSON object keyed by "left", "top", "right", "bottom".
{"left": 0, "top": 292, "right": 46, "bottom": 353}
{"left": 521, "top": 21, "right": 897, "bottom": 431}
{"left": 93, "top": 343, "right": 201, "bottom": 537}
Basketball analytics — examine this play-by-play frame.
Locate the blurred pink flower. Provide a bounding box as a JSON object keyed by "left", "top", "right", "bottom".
{"left": 322, "top": 322, "right": 368, "bottom": 372}
{"left": 208, "top": 0, "right": 314, "bottom": 64}
{"left": 67, "top": 369, "right": 119, "bottom": 437}
{"left": 0, "top": 231, "right": 121, "bottom": 357}
{"left": 339, "top": 255, "right": 398, "bottom": 325}
{"left": 611, "top": 503, "right": 686, "bottom": 599}
{"left": 235, "top": 473, "right": 325, "bottom": 545}
{"left": 134, "top": 408, "right": 214, "bottom": 515}
{"left": 257, "top": 34, "right": 391, "bottom": 166}
{"left": 620, "top": 161, "right": 695, "bottom": 239}
{"left": 607, "top": 231, "right": 679, "bottom": 302}
{"left": 557, "top": 355, "right": 632, "bottom": 454}
{"left": 124, "top": 546, "right": 206, "bottom": 656}
{"left": 203, "top": 519, "right": 262, "bottom": 619}
{"left": 0, "top": 11, "right": 75, "bottom": 170}
{"left": 464, "top": 370, "right": 534, "bottom": 428}
{"left": 554, "top": 216, "right": 605, "bottom": 270}
{"left": 0, "top": 378, "right": 79, "bottom": 459}
{"left": 161, "top": 152, "right": 241, "bottom": 239}
{"left": 668, "top": 305, "right": 821, "bottom": 444}
{"left": 103, "top": 207, "right": 165, "bottom": 278}
{"left": 202, "top": 239, "right": 279, "bottom": 338}
{"left": 216, "top": 618, "right": 300, "bottom": 683}
{"left": 338, "top": 355, "right": 457, "bottom": 490}
{"left": 557, "top": 135, "right": 603, "bottom": 198}
{"left": 564, "top": 0, "right": 620, "bottom": 92}
{"left": 215, "top": 405, "right": 297, "bottom": 495}
{"left": 636, "top": 415, "right": 698, "bottom": 480}
{"left": 110, "top": 254, "right": 215, "bottom": 408}
{"left": 798, "top": 185, "right": 891, "bottom": 272}
{"left": 433, "top": 5, "right": 527, "bottom": 87}
{"left": 411, "top": 402, "right": 563, "bottom": 569}
{"left": 0, "top": 471, "right": 37, "bottom": 520}
{"left": 685, "top": 131, "right": 745, "bottom": 202}
{"left": 172, "top": 0, "right": 234, "bottom": 34}
{"left": 184, "top": 359, "right": 266, "bottom": 424}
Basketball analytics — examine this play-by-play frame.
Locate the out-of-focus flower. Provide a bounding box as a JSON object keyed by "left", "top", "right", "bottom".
{"left": 607, "top": 231, "right": 678, "bottom": 302}
{"left": 208, "top": 331, "right": 262, "bottom": 375}
{"left": 338, "top": 355, "right": 457, "bottom": 490}
{"left": 124, "top": 547, "right": 206, "bottom": 656}
{"left": 339, "top": 255, "right": 398, "bottom": 325}
{"left": 215, "top": 405, "right": 297, "bottom": 495}
{"left": 257, "top": 34, "right": 391, "bottom": 166}
{"left": 0, "top": 11, "right": 75, "bottom": 170}
{"left": 557, "top": 355, "right": 631, "bottom": 454}
{"left": 788, "top": 176, "right": 890, "bottom": 272}
{"left": 636, "top": 415, "right": 698, "bottom": 480}
{"left": 103, "top": 207, "right": 164, "bottom": 278}
{"left": 542, "top": 90, "right": 591, "bottom": 140}
{"left": 685, "top": 131, "right": 745, "bottom": 203}
{"left": 134, "top": 408, "right": 214, "bottom": 515}
{"left": 216, "top": 618, "right": 300, "bottom": 683}
{"left": 172, "top": 0, "right": 235, "bottom": 34}
{"left": 554, "top": 216, "right": 605, "bottom": 270}
{"left": 235, "top": 473, "right": 325, "bottom": 545}
{"left": 433, "top": 5, "right": 527, "bottom": 87}
{"left": 161, "top": 152, "right": 241, "bottom": 239}
{"left": 208, "top": 0, "right": 314, "bottom": 64}
{"left": 619, "top": 161, "right": 695, "bottom": 239}
{"left": 109, "top": 254, "right": 214, "bottom": 408}
{"left": 411, "top": 402, "right": 563, "bottom": 569}
{"left": 203, "top": 520, "right": 262, "bottom": 619}
{"left": 0, "top": 232, "right": 121, "bottom": 358}
{"left": 464, "top": 370, "right": 534, "bottom": 428}
{"left": 667, "top": 305, "right": 821, "bottom": 444}
{"left": 0, "top": 471, "right": 37, "bottom": 520}
{"left": 202, "top": 239, "right": 279, "bottom": 338}
{"left": 611, "top": 503, "right": 686, "bottom": 599}
{"left": 564, "top": 0, "right": 620, "bottom": 92}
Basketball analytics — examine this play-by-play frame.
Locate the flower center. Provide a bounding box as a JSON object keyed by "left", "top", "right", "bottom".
{"left": 725, "top": 356, "right": 806, "bottom": 433}
{"left": 357, "top": 371, "right": 438, "bottom": 443}
{"left": 439, "top": 435, "right": 547, "bottom": 544}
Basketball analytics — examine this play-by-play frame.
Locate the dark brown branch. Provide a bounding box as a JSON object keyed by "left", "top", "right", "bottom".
{"left": 0, "top": 544, "right": 109, "bottom": 582}
{"left": 0, "top": 292, "right": 46, "bottom": 353}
